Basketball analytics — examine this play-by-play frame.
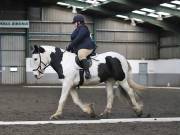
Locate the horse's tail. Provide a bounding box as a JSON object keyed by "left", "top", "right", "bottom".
{"left": 127, "top": 61, "right": 146, "bottom": 91}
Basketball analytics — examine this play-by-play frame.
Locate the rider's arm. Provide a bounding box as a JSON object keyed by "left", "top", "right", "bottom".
{"left": 69, "top": 26, "right": 88, "bottom": 47}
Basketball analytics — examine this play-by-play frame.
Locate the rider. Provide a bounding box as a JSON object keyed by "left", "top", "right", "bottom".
{"left": 66, "top": 14, "right": 96, "bottom": 79}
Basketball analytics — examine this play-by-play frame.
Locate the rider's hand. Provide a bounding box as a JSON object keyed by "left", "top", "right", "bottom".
{"left": 66, "top": 44, "right": 73, "bottom": 52}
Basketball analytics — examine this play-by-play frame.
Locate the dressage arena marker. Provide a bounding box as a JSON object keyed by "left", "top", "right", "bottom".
{"left": 24, "top": 85, "right": 180, "bottom": 90}
{"left": 0, "top": 117, "right": 180, "bottom": 125}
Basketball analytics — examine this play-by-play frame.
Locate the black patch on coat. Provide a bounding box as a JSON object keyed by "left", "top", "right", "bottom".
{"left": 32, "top": 45, "right": 45, "bottom": 54}
{"left": 50, "top": 48, "right": 65, "bottom": 79}
{"left": 98, "top": 63, "right": 112, "bottom": 82}
{"left": 105, "top": 56, "right": 125, "bottom": 81}
{"left": 98, "top": 56, "right": 125, "bottom": 82}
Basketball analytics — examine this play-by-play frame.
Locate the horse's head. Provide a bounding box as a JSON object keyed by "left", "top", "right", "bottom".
{"left": 31, "top": 45, "right": 50, "bottom": 79}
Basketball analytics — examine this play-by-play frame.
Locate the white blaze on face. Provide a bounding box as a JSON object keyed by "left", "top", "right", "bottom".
{"left": 32, "top": 53, "right": 44, "bottom": 79}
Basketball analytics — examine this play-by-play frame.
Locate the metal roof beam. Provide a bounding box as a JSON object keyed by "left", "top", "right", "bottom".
{"left": 109, "top": 0, "right": 180, "bottom": 18}
{"left": 58, "top": 0, "right": 90, "bottom": 8}
{"left": 82, "top": 6, "right": 116, "bottom": 15}
{"left": 83, "top": 0, "right": 180, "bottom": 17}
{"left": 108, "top": 0, "right": 147, "bottom": 9}
{"left": 153, "top": 6, "right": 180, "bottom": 18}
{"left": 81, "top": 6, "right": 180, "bottom": 33}
{"left": 128, "top": 13, "right": 180, "bottom": 33}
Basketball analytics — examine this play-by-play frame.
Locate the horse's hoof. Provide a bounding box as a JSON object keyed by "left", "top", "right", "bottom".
{"left": 145, "top": 113, "right": 151, "bottom": 118}
{"left": 98, "top": 113, "right": 104, "bottom": 118}
{"left": 98, "top": 112, "right": 110, "bottom": 119}
{"left": 49, "top": 114, "right": 61, "bottom": 120}
{"left": 99, "top": 108, "right": 111, "bottom": 119}
{"left": 136, "top": 110, "right": 143, "bottom": 117}
{"left": 89, "top": 104, "right": 96, "bottom": 118}
{"left": 90, "top": 112, "right": 97, "bottom": 118}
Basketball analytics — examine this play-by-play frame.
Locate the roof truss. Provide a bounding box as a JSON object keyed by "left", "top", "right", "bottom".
{"left": 57, "top": 0, "right": 180, "bottom": 33}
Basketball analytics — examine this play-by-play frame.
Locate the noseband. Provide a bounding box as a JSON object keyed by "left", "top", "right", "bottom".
{"left": 33, "top": 52, "right": 50, "bottom": 75}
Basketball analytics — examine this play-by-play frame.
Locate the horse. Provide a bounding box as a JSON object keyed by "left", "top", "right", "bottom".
{"left": 31, "top": 45, "right": 145, "bottom": 120}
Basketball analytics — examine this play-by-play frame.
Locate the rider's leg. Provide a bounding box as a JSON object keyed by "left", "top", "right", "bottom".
{"left": 78, "top": 49, "right": 93, "bottom": 79}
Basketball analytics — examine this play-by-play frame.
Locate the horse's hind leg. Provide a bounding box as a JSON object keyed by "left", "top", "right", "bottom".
{"left": 70, "top": 89, "right": 96, "bottom": 118}
{"left": 100, "top": 80, "right": 114, "bottom": 118}
{"left": 119, "top": 80, "right": 143, "bottom": 117}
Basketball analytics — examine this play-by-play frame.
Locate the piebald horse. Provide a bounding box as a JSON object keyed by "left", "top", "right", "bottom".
{"left": 31, "top": 45, "right": 145, "bottom": 119}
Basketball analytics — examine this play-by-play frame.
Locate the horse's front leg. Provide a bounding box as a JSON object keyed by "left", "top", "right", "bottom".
{"left": 50, "top": 80, "right": 72, "bottom": 120}
{"left": 100, "top": 80, "right": 114, "bottom": 118}
{"left": 70, "top": 89, "right": 96, "bottom": 118}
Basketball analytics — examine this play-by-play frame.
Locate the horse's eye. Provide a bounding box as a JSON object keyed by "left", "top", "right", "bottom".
{"left": 34, "top": 58, "right": 38, "bottom": 61}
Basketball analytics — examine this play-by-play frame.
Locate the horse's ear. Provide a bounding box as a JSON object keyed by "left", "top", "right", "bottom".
{"left": 34, "top": 45, "right": 39, "bottom": 51}
{"left": 32, "top": 45, "right": 39, "bottom": 54}
{"left": 39, "top": 46, "right": 45, "bottom": 53}
{"left": 32, "top": 45, "right": 45, "bottom": 54}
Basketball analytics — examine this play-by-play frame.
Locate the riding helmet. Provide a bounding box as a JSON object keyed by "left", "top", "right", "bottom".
{"left": 72, "top": 14, "right": 85, "bottom": 23}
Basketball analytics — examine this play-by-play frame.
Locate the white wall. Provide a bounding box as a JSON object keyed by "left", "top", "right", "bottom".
{"left": 128, "top": 59, "right": 180, "bottom": 74}
{"left": 26, "top": 58, "right": 180, "bottom": 74}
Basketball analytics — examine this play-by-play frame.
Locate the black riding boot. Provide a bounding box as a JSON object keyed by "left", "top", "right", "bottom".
{"left": 81, "top": 59, "right": 91, "bottom": 79}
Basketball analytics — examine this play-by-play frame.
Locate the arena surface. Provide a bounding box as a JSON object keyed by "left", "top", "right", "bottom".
{"left": 0, "top": 85, "right": 180, "bottom": 135}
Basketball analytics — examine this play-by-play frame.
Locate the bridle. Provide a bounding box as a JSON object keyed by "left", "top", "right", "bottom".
{"left": 32, "top": 52, "right": 50, "bottom": 75}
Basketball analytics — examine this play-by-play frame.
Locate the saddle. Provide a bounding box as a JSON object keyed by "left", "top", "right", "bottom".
{"left": 75, "top": 56, "right": 92, "bottom": 69}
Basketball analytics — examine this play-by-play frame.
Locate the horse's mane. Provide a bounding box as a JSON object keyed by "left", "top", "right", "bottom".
{"left": 41, "top": 45, "right": 77, "bottom": 58}
{"left": 41, "top": 45, "right": 65, "bottom": 53}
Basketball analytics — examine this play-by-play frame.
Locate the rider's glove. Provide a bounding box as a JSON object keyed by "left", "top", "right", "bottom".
{"left": 66, "top": 44, "right": 73, "bottom": 52}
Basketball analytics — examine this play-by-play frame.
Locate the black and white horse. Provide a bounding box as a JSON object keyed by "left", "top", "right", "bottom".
{"left": 31, "top": 45, "right": 145, "bottom": 119}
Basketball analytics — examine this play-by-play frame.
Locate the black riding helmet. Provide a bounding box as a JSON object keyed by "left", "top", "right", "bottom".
{"left": 72, "top": 14, "right": 85, "bottom": 24}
